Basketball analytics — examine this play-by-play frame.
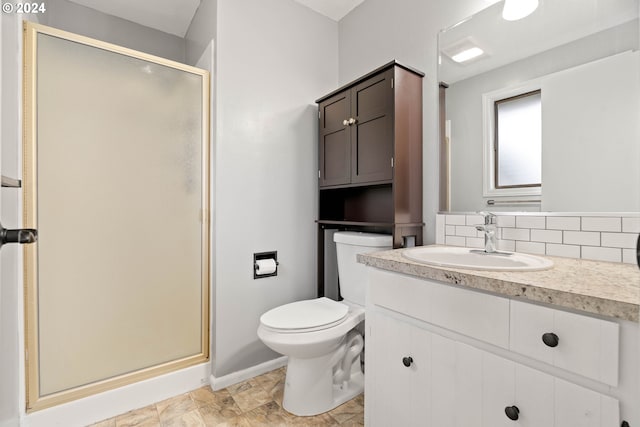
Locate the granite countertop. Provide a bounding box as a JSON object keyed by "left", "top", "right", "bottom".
{"left": 358, "top": 246, "right": 640, "bottom": 322}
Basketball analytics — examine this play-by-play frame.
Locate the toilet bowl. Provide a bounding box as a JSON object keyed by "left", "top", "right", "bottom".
{"left": 257, "top": 231, "right": 392, "bottom": 416}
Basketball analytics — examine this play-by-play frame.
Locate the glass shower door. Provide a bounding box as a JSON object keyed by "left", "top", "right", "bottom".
{"left": 23, "top": 22, "right": 210, "bottom": 411}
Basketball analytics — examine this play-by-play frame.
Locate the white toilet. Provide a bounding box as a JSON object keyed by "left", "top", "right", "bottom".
{"left": 257, "top": 231, "right": 392, "bottom": 416}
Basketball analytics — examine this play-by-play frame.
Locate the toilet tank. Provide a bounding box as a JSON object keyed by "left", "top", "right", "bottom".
{"left": 333, "top": 232, "right": 392, "bottom": 305}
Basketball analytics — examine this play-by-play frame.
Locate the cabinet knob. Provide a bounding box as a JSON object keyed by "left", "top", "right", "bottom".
{"left": 621, "top": 421, "right": 630, "bottom": 427}
{"left": 504, "top": 405, "right": 520, "bottom": 421}
{"left": 348, "top": 117, "right": 357, "bottom": 125}
{"left": 402, "top": 356, "right": 413, "bottom": 367}
{"left": 542, "top": 332, "right": 559, "bottom": 348}
{"left": 343, "top": 119, "right": 349, "bottom": 126}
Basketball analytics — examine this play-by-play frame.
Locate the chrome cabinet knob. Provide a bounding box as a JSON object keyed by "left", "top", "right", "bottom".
{"left": 348, "top": 117, "right": 357, "bottom": 125}
{"left": 343, "top": 119, "right": 349, "bottom": 126}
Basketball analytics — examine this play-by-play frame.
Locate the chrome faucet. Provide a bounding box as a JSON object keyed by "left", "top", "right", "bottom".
{"left": 475, "top": 212, "right": 497, "bottom": 253}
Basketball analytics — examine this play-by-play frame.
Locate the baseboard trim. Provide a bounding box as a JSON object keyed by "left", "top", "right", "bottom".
{"left": 0, "top": 418, "right": 19, "bottom": 427}
{"left": 22, "top": 363, "right": 210, "bottom": 427}
{"left": 210, "top": 356, "right": 287, "bottom": 391}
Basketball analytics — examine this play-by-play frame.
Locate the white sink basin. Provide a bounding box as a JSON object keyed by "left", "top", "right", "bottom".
{"left": 402, "top": 246, "right": 553, "bottom": 271}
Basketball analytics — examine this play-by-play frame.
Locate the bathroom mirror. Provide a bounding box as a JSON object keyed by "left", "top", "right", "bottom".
{"left": 438, "top": 0, "right": 639, "bottom": 212}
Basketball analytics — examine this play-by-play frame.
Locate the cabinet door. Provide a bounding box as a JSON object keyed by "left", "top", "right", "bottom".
{"left": 555, "top": 378, "right": 620, "bottom": 427}
{"left": 435, "top": 339, "right": 483, "bottom": 427}
{"left": 367, "top": 310, "right": 431, "bottom": 427}
{"left": 350, "top": 70, "right": 394, "bottom": 184}
{"left": 319, "top": 91, "right": 351, "bottom": 187}
{"left": 483, "top": 352, "right": 554, "bottom": 427}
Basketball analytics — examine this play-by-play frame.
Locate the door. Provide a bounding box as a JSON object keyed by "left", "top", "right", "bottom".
{"left": 350, "top": 69, "right": 394, "bottom": 184}
{"left": 23, "top": 22, "right": 210, "bottom": 411}
{"left": 319, "top": 91, "right": 351, "bottom": 187}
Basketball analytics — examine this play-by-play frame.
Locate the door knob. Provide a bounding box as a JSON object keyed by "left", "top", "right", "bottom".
{"left": 0, "top": 223, "right": 37, "bottom": 249}
{"left": 505, "top": 405, "right": 519, "bottom": 421}
{"left": 402, "top": 356, "right": 413, "bottom": 367}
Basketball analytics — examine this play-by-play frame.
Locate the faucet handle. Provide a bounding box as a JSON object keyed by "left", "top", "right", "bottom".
{"left": 477, "top": 211, "right": 497, "bottom": 225}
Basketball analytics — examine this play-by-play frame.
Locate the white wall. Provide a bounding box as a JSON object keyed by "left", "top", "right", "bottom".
{"left": 337, "top": 0, "right": 500, "bottom": 244}
{"left": 207, "top": 0, "right": 338, "bottom": 377}
{"left": 542, "top": 51, "right": 640, "bottom": 212}
{"left": 1, "top": 11, "right": 35, "bottom": 426}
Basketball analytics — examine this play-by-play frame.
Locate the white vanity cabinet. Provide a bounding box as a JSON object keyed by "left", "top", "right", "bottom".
{"left": 365, "top": 268, "right": 633, "bottom": 427}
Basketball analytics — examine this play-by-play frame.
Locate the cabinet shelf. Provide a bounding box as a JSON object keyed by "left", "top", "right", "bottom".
{"left": 316, "top": 61, "right": 424, "bottom": 297}
{"left": 316, "top": 220, "right": 393, "bottom": 227}
{"left": 316, "top": 220, "right": 425, "bottom": 228}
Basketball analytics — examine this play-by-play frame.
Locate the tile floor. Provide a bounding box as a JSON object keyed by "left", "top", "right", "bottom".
{"left": 89, "top": 367, "right": 364, "bottom": 426}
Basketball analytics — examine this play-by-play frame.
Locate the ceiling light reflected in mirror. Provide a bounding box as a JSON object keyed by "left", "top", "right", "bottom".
{"left": 502, "top": 0, "right": 539, "bottom": 21}
{"left": 442, "top": 37, "right": 487, "bottom": 64}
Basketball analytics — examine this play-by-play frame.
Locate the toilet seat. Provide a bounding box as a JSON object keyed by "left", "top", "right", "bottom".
{"left": 260, "top": 297, "right": 349, "bottom": 333}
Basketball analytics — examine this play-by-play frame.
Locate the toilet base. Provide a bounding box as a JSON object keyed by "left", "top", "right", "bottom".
{"left": 282, "top": 354, "right": 364, "bottom": 416}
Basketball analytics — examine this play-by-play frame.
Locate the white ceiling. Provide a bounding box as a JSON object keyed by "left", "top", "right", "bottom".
{"left": 68, "top": 0, "right": 364, "bottom": 38}
{"left": 292, "top": 0, "right": 365, "bottom": 21}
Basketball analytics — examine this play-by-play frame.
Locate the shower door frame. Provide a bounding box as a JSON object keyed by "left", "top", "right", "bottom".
{"left": 22, "top": 22, "right": 211, "bottom": 412}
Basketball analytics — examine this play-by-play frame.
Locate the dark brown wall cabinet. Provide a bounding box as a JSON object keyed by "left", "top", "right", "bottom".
{"left": 316, "top": 61, "right": 424, "bottom": 296}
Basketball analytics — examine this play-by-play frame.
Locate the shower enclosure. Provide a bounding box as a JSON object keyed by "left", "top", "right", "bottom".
{"left": 22, "top": 22, "right": 210, "bottom": 411}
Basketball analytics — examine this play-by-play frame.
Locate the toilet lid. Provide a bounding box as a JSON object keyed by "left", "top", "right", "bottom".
{"left": 260, "top": 297, "right": 349, "bottom": 331}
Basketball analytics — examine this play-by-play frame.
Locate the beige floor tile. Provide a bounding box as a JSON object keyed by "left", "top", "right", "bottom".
{"left": 337, "top": 415, "right": 365, "bottom": 427}
{"left": 328, "top": 395, "right": 365, "bottom": 424}
{"left": 252, "top": 372, "right": 283, "bottom": 393}
{"left": 198, "top": 401, "right": 244, "bottom": 425}
{"left": 89, "top": 418, "right": 116, "bottom": 427}
{"left": 231, "top": 386, "right": 273, "bottom": 413}
{"left": 115, "top": 405, "right": 160, "bottom": 427}
{"left": 102, "top": 368, "right": 363, "bottom": 427}
{"left": 189, "top": 387, "right": 225, "bottom": 409}
{"left": 283, "top": 411, "right": 339, "bottom": 426}
{"left": 225, "top": 378, "right": 261, "bottom": 396}
{"left": 242, "top": 401, "right": 292, "bottom": 426}
{"left": 264, "top": 377, "right": 285, "bottom": 404}
{"left": 156, "top": 394, "right": 197, "bottom": 424}
{"left": 214, "top": 415, "right": 253, "bottom": 427}
{"left": 160, "top": 409, "right": 205, "bottom": 427}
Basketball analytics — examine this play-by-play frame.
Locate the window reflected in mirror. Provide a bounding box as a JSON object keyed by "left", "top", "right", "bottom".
{"left": 494, "top": 90, "right": 541, "bottom": 189}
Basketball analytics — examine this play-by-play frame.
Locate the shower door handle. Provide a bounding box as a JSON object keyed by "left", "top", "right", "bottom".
{"left": 0, "top": 223, "right": 37, "bottom": 249}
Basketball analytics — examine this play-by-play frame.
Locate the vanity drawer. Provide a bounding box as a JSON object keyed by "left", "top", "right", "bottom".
{"left": 510, "top": 300, "right": 619, "bottom": 386}
{"left": 368, "top": 268, "right": 510, "bottom": 348}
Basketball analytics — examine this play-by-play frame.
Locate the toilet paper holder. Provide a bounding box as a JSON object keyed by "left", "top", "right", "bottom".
{"left": 254, "top": 251, "right": 279, "bottom": 279}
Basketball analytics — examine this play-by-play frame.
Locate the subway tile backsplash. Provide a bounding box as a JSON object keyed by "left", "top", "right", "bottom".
{"left": 437, "top": 213, "right": 640, "bottom": 264}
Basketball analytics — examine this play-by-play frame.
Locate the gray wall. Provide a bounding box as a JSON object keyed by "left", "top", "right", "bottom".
{"left": 446, "top": 21, "right": 639, "bottom": 212}
{"left": 185, "top": 0, "right": 217, "bottom": 67}
{"left": 40, "top": 0, "right": 185, "bottom": 63}
{"left": 337, "top": 0, "right": 500, "bottom": 244}
{"left": 187, "top": 0, "right": 338, "bottom": 378}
